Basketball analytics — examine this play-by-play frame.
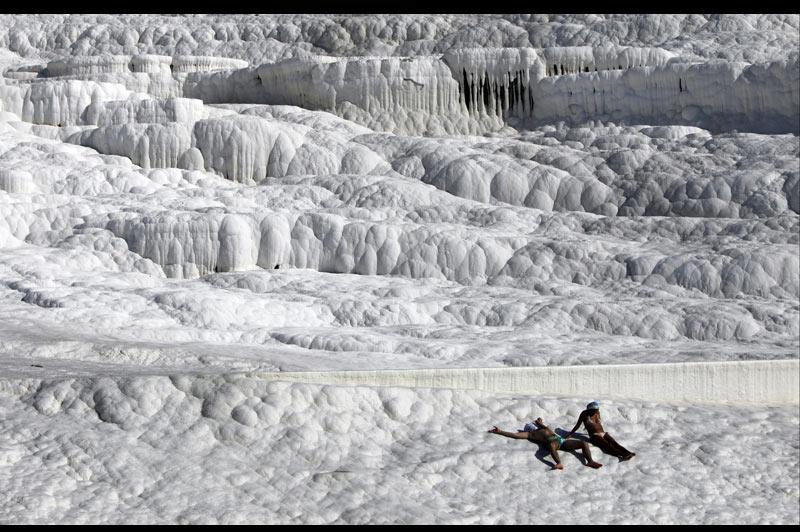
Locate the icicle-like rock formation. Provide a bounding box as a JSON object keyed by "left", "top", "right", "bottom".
{"left": 440, "top": 46, "right": 675, "bottom": 121}
{"left": 11, "top": 43, "right": 794, "bottom": 136}
{"left": 12, "top": 80, "right": 131, "bottom": 126}
{"left": 191, "top": 115, "right": 305, "bottom": 183}
{"left": 540, "top": 46, "right": 676, "bottom": 77}
{"left": 70, "top": 123, "right": 193, "bottom": 170}
{"left": 182, "top": 55, "right": 489, "bottom": 135}
{"left": 184, "top": 48, "right": 798, "bottom": 136}
{"left": 101, "top": 212, "right": 259, "bottom": 278}
{"left": 45, "top": 55, "right": 133, "bottom": 77}
{"left": 171, "top": 55, "right": 248, "bottom": 73}
{"left": 441, "top": 47, "right": 541, "bottom": 120}
{"left": 129, "top": 54, "right": 173, "bottom": 74}
{"left": 253, "top": 55, "right": 485, "bottom": 135}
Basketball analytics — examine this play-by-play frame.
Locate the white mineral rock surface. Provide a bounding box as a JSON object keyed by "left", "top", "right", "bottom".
{"left": 0, "top": 378, "right": 797, "bottom": 524}
{"left": 0, "top": 14, "right": 798, "bottom": 525}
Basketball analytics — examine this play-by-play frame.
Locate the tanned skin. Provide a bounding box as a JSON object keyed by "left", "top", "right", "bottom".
{"left": 488, "top": 417, "right": 602, "bottom": 470}
{"left": 566, "top": 408, "right": 635, "bottom": 461}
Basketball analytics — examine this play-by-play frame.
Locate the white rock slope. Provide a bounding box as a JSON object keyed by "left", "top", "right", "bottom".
{"left": 0, "top": 13, "right": 798, "bottom": 526}
{"left": 0, "top": 377, "right": 797, "bottom": 524}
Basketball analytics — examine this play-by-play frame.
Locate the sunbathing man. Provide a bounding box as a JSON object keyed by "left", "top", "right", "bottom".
{"left": 488, "top": 417, "right": 603, "bottom": 470}
{"left": 566, "top": 401, "right": 635, "bottom": 461}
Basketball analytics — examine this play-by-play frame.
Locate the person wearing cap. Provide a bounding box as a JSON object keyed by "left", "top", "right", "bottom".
{"left": 487, "top": 417, "right": 603, "bottom": 470}
{"left": 565, "top": 401, "right": 635, "bottom": 461}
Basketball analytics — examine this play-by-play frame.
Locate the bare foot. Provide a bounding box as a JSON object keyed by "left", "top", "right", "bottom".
{"left": 620, "top": 453, "right": 635, "bottom": 461}
{"left": 553, "top": 464, "right": 564, "bottom": 470}
{"left": 587, "top": 461, "right": 603, "bottom": 469}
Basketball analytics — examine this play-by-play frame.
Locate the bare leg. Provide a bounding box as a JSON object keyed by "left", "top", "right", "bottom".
{"left": 580, "top": 441, "right": 603, "bottom": 468}
{"left": 590, "top": 434, "right": 625, "bottom": 457}
{"left": 561, "top": 439, "right": 603, "bottom": 468}
{"left": 604, "top": 433, "right": 635, "bottom": 460}
{"left": 548, "top": 442, "right": 563, "bottom": 470}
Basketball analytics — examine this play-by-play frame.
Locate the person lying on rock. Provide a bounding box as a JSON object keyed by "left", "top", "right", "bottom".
{"left": 487, "top": 417, "right": 603, "bottom": 470}
{"left": 565, "top": 401, "right": 635, "bottom": 461}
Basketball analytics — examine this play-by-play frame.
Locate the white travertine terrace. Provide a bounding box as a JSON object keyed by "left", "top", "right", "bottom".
{"left": 0, "top": 13, "right": 798, "bottom": 525}
{"left": 6, "top": 43, "right": 795, "bottom": 136}
{"left": 0, "top": 79, "right": 132, "bottom": 126}
{"left": 44, "top": 54, "right": 249, "bottom": 77}
{"left": 186, "top": 48, "right": 799, "bottom": 135}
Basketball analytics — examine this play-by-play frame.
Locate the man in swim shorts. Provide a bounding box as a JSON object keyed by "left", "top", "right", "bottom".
{"left": 565, "top": 401, "right": 635, "bottom": 461}
{"left": 488, "top": 417, "right": 603, "bottom": 470}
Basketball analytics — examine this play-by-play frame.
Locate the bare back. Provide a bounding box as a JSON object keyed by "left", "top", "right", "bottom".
{"left": 526, "top": 427, "right": 554, "bottom": 444}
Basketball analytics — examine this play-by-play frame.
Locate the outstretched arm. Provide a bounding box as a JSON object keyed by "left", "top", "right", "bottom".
{"left": 566, "top": 412, "right": 585, "bottom": 438}
{"left": 487, "top": 426, "right": 529, "bottom": 439}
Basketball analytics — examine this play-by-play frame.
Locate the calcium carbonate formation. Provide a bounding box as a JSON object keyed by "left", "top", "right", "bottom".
{"left": 0, "top": 14, "right": 797, "bottom": 525}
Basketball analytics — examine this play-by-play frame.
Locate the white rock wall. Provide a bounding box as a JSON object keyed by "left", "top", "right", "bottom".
{"left": 531, "top": 59, "right": 800, "bottom": 134}
{"left": 82, "top": 97, "right": 204, "bottom": 127}
{"left": 18, "top": 80, "right": 131, "bottom": 126}
{"left": 258, "top": 360, "right": 800, "bottom": 405}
